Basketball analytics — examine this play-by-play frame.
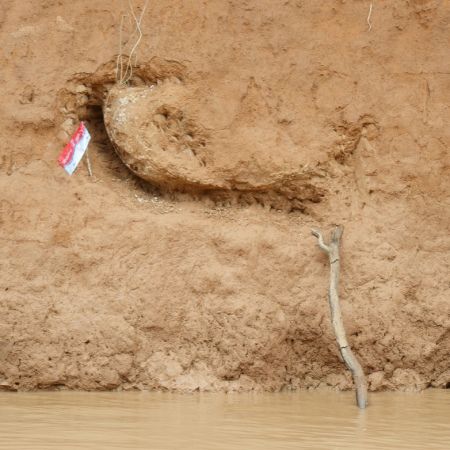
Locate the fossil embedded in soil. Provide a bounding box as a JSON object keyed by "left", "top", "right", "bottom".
{"left": 103, "top": 79, "right": 326, "bottom": 208}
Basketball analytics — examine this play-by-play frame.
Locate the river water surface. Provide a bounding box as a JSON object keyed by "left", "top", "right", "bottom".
{"left": 0, "top": 390, "right": 448, "bottom": 449}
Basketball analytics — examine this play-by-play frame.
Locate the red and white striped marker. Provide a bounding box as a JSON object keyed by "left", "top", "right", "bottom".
{"left": 58, "top": 122, "right": 91, "bottom": 175}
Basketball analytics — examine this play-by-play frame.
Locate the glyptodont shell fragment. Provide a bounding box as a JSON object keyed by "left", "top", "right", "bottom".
{"left": 103, "top": 78, "right": 326, "bottom": 206}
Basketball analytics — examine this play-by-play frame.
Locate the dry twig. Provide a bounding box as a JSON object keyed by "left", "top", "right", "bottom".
{"left": 85, "top": 149, "right": 93, "bottom": 177}
{"left": 312, "top": 226, "right": 368, "bottom": 409}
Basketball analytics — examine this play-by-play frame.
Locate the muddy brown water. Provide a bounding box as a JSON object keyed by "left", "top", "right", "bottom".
{"left": 0, "top": 390, "right": 448, "bottom": 449}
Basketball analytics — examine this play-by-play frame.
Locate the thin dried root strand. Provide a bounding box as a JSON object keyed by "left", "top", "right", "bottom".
{"left": 116, "top": 0, "right": 150, "bottom": 85}
{"left": 123, "top": 0, "right": 149, "bottom": 85}
{"left": 367, "top": 2, "right": 373, "bottom": 31}
{"left": 116, "top": 14, "right": 127, "bottom": 83}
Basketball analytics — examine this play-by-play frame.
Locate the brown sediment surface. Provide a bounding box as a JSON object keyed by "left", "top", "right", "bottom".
{"left": 0, "top": 0, "right": 449, "bottom": 392}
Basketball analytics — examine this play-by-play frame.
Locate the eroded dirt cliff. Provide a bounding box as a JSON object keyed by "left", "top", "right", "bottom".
{"left": 0, "top": 0, "right": 449, "bottom": 392}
